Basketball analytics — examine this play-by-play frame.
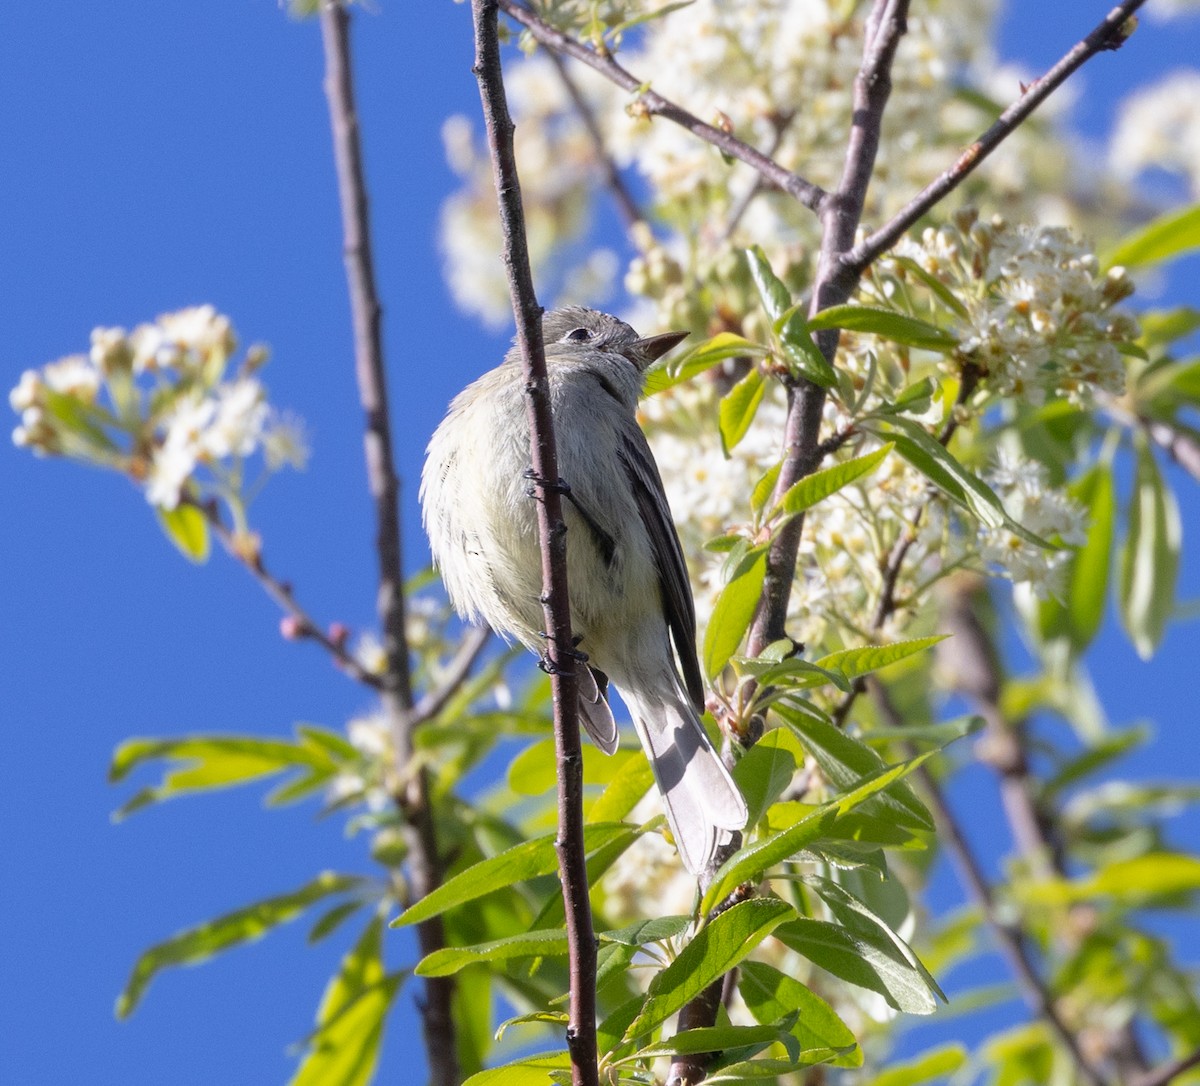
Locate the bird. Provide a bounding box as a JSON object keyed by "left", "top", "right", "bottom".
{"left": 420, "top": 305, "right": 748, "bottom": 874}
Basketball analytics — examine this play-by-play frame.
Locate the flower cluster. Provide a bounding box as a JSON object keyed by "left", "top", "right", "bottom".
{"left": 10, "top": 307, "right": 307, "bottom": 514}
{"left": 1109, "top": 68, "right": 1200, "bottom": 200}
{"left": 892, "top": 212, "right": 1138, "bottom": 406}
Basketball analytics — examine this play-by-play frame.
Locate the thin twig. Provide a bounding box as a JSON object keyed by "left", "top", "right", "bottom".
{"left": 868, "top": 678, "right": 1110, "bottom": 1086}
{"left": 411, "top": 626, "right": 493, "bottom": 727}
{"left": 547, "top": 49, "right": 644, "bottom": 231}
{"left": 1133, "top": 1047, "right": 1200, "bottom": 1086}
{"left": 497, "top": 0, "right": 826, "bottom": 212}
{"left": 470, "top": 3, "right": 599, "bottom": 1085}
{"left": 717, "top": 112, "right": 795, "bottom": 245}
{"left": 845, "top": 0, "right": 1147, "bottom": 273}
{"left": 318, "top": 5, "right": 457, "bottom": 1084}
{"left": 193, "top": 499, "right": 382, "bottom": 689}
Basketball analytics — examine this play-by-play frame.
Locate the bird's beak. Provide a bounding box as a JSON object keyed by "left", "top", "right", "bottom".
{"left": 630, "top": 330, "right": 689, "bottom": 366}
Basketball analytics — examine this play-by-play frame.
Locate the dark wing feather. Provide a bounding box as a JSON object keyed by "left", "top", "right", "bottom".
{"left": 618, "top": 429, "right": 705, "bottom": 709}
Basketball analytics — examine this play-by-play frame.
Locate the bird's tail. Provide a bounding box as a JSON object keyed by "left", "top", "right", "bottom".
{"left": 623, "top": 677, "right": 748, "bottom": 875}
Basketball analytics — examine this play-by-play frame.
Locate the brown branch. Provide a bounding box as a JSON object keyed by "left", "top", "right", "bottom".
{"left": 411, "top": 626, "right": 493, "bottom": 728}
{"left": 496, "top": 0, "right": 826, "bottom": 212}
{"left": 470, "top": 4, "right": 599, "bottom": 1085}
{"left": 748, "top": 0, "right": 910, "bottom": 658}
{"left": 845, "top": 0, "right": 1147, "bottom": 273}
{"left": 1133, "top": 1047, "right": 1200, "bottom": 1086}
{"left": 318, "top": 5, "right": 457, "bottom": 1085}
{"left": 868, "top": 678, "right": 1111, "bottom": 1086}
{"left": 547, "top": 49, "right": 644, "bottom": 231}
{"left": 193, "top": 499, "right": 384, "bottom": 689}
{"left": 1141, "top": 416, "right": 1200, "bottom": 483}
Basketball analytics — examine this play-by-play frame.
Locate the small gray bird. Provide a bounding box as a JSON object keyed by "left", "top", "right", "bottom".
{"left": 420, "top": 306, "right": 748, "bottom": 874}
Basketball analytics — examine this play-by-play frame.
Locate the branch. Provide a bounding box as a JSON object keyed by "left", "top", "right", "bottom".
{"left": 411, "top": 626, "right": 493, "bottom": 728}
{"left": 318, "top": 5, "right": 457, "bottom": 1085}
{"left": 868, "top": 678, "right": 1111, "bottom": 1086}
{"left": 470, "top": 4, "right": 599, "bottom": 1085}
{"left": 748, "top": 0, "right": 910, "bottom": 656}
{"left": 195, "top": 499, "right": 383, "bottom": 689}
{"left": 496, "top": 0, "right": 826, "bottom": 212}
{"left": 1134, "top": 1047, "right": 1200, "bottom": 1086}
{"left": 845, "top": 0, "right": 1147, "bottom": 273}
{"left": 546, "top": 49, "right": 644, "bottom": 231}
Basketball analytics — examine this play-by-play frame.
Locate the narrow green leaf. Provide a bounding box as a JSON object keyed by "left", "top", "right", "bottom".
{"left": 733, "top": 727, "right": 802, "bottom": 828}
{"left": 156, "top": 503, "right": 211, "bottom": 563}
{"left": 751, "top": 461, "right": 783, "bottom": 516}
{"left": 619, "top": 1022, "right": 795, "bottom": 1063}
{"left": 601, "top": 915, "right": 692, "bottom": 947}
{"left": 868, "top": 1042, "right": 968, "bottom": 1086}
{"left": 289, "top": 918, "right": 401, "bottom": 1086}
{"left": 889, "top": 256, "right": 969, "bottom": 318}
{"left": 1047, "top": 466, "right": 1115, "bottom": 653}
{"left": 778, "top": 306, "right": 838, "bottom": 388}
{"left": 719, "top": 365, "right": 767, "bottom": 455}
{"left": 643, "top": 331, "right": 767, "bottom": 395}
{"left": 461, "top": 1052, "right": 571, "bottom": 1086}
{"left": 702, "top": 546, "right": 768, "bottom": 680}
{"left": 875, "top": 377, "right": 938, "bottom": 418}
{"left": 117, "top": 872, "right": 363, "bottom": 1017}
{"left": 110, "top": 732, "right": 333, "bottom": 818}
{"left": 739, "top": 961, "right": 861, "bottom": 1068}
{"left": 808, "top": 305, "right": 958, "bottom": 351}
{"left": 1020, "top": 853, "right": 1200, "bottom": 906}
{"left": 775, "top": 917, "right": 938, "bottom": 1014}
{"left": 778, "top": 705, "right": 933, "bottom": 831}
{"left": 393, "top": 823, "right": 635, "bottom": 927}
{"left": 775, "top": 444, "right": 894, "bottom": 517}
{"left": 746, "top": 246, "right": 791, "bottom": 322}
{"left": 815, "top": 636, "right": 946, "bottom": 682}
{"left": 625, "top": 899, "right": 797, "bottom": 1040}
{"left": 587, "top": 752, "right": 655, "bottom": 822}
{"left": 494, "top": 1011, "right": 569, "bottom": 1043}
{"left": 606, "top": 0, "right": 694, "bottom": 37}
{"left": 1137, "top": 306, "right": 1200, "bottom": 351}
{"left": 508, "top": 739, "right": 635, "bottom": 796}
{"left": 1104, "top": 202, "right": 1200, "bottom": 268}
{"left": 309, "top": 900, "right": 367, "bottom": 945}
{"left": 1119, "top": 438, "right": 1181, "bottom": 659}
{"left": 415, "top": 929, "right": 569, "bottom": 977}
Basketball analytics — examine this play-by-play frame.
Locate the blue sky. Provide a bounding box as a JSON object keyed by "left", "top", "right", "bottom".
{"left": 3, "top": 3, "right": 1198, "bottom": 1083}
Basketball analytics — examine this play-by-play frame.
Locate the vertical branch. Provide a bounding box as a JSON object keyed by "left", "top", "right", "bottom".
{"left": 318, "top": 5, "right": 458, "bottom": 1085}
{"left": 469, "top": 3, "right": 599, "bottom": 1085}
{"left": 747, "top": 0, "right": 911, "bottom": 657}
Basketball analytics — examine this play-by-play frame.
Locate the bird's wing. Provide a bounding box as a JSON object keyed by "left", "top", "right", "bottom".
{"left": 618, "top": 426, "right": 706, "bottom": 710}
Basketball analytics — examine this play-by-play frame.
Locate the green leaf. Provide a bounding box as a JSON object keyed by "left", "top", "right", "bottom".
{"left": 508, "top": 739, "right": 635, "bottom": 797}
{"left": 746, "top": 246, "right": 791, "bottom": 323}
{"left": 1020, "top": 853, "right": 1200, "bottom": 906}
{"left": 117, "top": 872, "right": 364, "bottom": 1017}
{"left": 155, "top": 503, "right": 211, "bottom": 563}
{"left": 494, "top": 1011, "right": 569, "bottom": 1043}
{"left": 461, "top": 1052, "right": 571, "bottom": 1086}
{"left": 643, "top": 332, "right": 766, "bottom": 395}
{"left": 289, "top": 917, "right": 402, "bottom": 1086}
{"left": 619, "top": 1022, "right": 796, "bottom": 1064}
{"left": 587, "top": 752, "right": 655, "bottom": 822}
{"left": 775, "top": 917, "right": 939, "bottom": 1014}
{"left": 393, "top": 822, "right": 636, "bottom": 928}
{"left": 702, "top": 749, "right": 939, "bottom": 913}
{"left": 109, "top": 732, "right": 334, "bottom": 819}
{"left": 415, "top": 928, "right": 570, "bottom": 977}
{"left": 733, "top": 727, "right": 803, "bottom": 827}
{"left": 868, "top": 1042, "right": 968, "bottom": 1086}
{"left": 1119, "top": 438, "right": 1182, "bottom": 659}
{"left": 702, "top": 546, "right": 768, "bottom": 680}
{"left": 808, "top": 305, "right": 958, "bottom": 351}
{"left": 815, "top": 636, "right": 947, "bottom": 682}
{"left": 1056, "top": 466, "right": 1115, "bottom": 653}
{"left": 876, "top": 377, "right": 938, "bottom": 418}
{"left": 719, "top": 365, "right": 767, "bottom": 455}
{"left": 625, "top": 899, "right": 797, "bottom": 1040}
{"left": 739, "top": 961, "right": 861, "bottom": 1067}
{"left": 889, "top": 256, "right": 969, "bottom": 318}
{"left": 866, "top": 418, "right": 1007, "bottom": 531}
{"left": 601, "top": 914, "right": 692, "bottom": 947}
{"left": 751, "top": 461, "right": 783, "bottom": 516}
{"left": 775, "top": 444, "right": 894, "bottom": 518}
{"left": 1104, "top": 202, "right": 1200, "bottom": 269}
{"left": 1137, "top": 306, "right": 1200, "bottom": 351}
{"left": 777, "top": 306, "right": 838, "bottom": 388}
{"left": 605, "top": 0, "right": 694, "bottom": 38}
{"left": 779, "top": 706, "right": 933, "bottom": 831}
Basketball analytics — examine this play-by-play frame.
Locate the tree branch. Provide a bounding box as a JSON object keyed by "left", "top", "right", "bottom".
{"left": 546, "top": 49, "right": 644, "bottom": 231}
{"left": 1133, "top": 1047, "right": 1200, "bottom": 1086}
{"left": 318, "top": 5, "right": 457, "bottom": 1084}
{"left": 411, "top": 626, "right": 493, "bottom": 728}
{"left": 845, "top": 0, "right": 1147, "bottom": 274}
{"left": 193, "top": 498, "right": 383, "bottom": 689}
{"left": 496, "top": 0, "right": 826, "bottom": 212}
{"left": 470, "top": 3, "right": 599, "bottom": 1084}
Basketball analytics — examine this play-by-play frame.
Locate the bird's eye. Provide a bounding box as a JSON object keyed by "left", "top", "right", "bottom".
{"left": 564, "top": 327, "right": 593, "bottom": 342}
